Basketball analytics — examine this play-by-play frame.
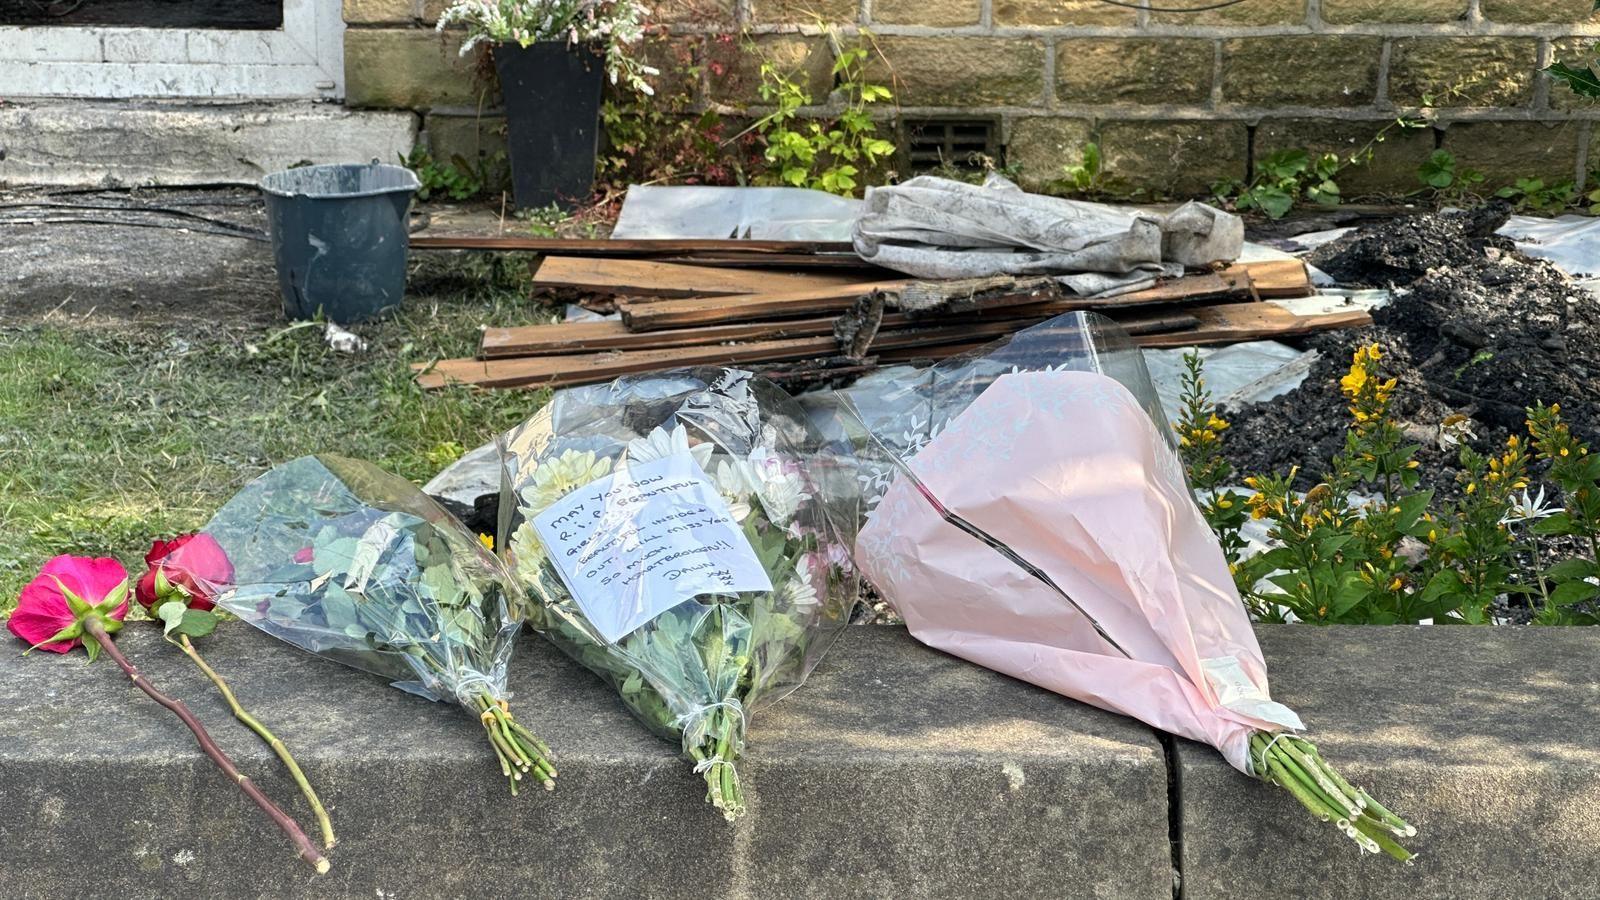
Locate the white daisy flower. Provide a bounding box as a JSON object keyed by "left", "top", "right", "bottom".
{"left": 624, "top": 424, "right": 714, "bottom": 470}
{"left": 777, "top": 575, "right": 819, "bottom": 610}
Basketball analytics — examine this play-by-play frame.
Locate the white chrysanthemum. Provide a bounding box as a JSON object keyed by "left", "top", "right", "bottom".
{"left": 624, "top": 424, "right": 714, "bottom": 470}
{"left": 713, "top": 459, "right": 755, "bottom": 499}
{"left": 509, "top": 522, "right": 549, "bottom": 583}
{"left": 745, "top": 447, "right": 811, "bottom": 526}
{"left": 522, "top": 449, "right": 612, "bottom": 515}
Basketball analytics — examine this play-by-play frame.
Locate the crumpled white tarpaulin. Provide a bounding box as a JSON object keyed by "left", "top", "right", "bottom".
{"left": 851, "top": 173, "right": 1245, "bottom": 296}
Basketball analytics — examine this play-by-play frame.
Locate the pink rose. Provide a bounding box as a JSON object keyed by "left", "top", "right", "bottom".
{"left": 135, "top": 533, "right": 234, "bottom": 615}
{"left": 7, "top": 556, "right": 129, "bottom": 653}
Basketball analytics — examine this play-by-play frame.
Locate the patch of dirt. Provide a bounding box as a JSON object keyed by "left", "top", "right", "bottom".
{"left": 1225, "top": 202, "right": 1600, "bottom": 495}
{"left": 1, "top": 186, "right": 280, "bottom": 328}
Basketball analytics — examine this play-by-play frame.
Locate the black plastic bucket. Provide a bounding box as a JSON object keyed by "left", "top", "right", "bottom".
{"left": 494, "top": 41, "right": 605, "bottom": 210}
{"left": 260, "top": 162, "right": 420, "bottom": 323}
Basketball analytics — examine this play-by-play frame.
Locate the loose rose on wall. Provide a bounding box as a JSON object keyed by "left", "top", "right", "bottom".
{"left": 7, "top": 555, "right": 130, "bottom": 655}
{"left": 7, "top": 553, "right": 330, "bottom": 872}
{"left": 136, "top": 532, "right": 235, "bottom": 615}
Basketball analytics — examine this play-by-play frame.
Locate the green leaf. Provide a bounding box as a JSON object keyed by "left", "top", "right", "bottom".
{"left": 1331, "top": 575, "right": 1371, "bottom": 617}
{"left": 1394, "top": 490, "right": 1434, "bottom": 531}
{"left": 1533, "top": 512, "right": 1576, "bottom": 535}
{"left": 173, "top": 609, "right": 218, "bottom": 638}
{"left": 1547, "top": 60, "right": 1600, "bottom": 98}
{"left": 1249, "top": 185, "right": 1294, "bottom": 219}
{"left": 158, "top": 600, "right": 219, "bottom": 638}
{"left": 1546, "top": 558, "right": 1598, "bottom": 582}
{"left": 1417, "top": 149, "right": 1456, "bottom": 189}
{"left": 1551, "top": 580, "right": 1599, "bottom": 607}
{"left": 156, "top": 600, "right": 187, "bottom": 633}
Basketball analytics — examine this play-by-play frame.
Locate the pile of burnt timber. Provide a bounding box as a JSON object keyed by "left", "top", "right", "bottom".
{"left": 411, "top": 237, "right": 1364, "bottom": 391}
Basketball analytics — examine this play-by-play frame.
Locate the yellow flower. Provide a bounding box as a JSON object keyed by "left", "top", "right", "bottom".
{"left": 478, "top": 533, "right": 494, "bottom": 551}
{"left": 1216, "top": 498, "right": 1233, "bottom": 509}
{"left": 1389, "top": 577, "right": 1403, "bottom": 591}
{"left": 1561, "top": 447, "right": 1570, "bottom": 457}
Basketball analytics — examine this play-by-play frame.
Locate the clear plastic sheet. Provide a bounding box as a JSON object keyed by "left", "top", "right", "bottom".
{"left": 203, "top": 455, "right": 553, "bottom": 791}
{"left": 834, "top": 313, "right": 1300, "bottom": 773}
{"left": 500, "top": 367, "right": 860, "bottom": 818}
{"left": 806, "top": 311, "right": 1172, "bottom": 510}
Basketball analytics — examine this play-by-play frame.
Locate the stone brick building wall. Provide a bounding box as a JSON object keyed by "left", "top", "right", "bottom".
{"left": 343, "top": 0, "right": 1600, "bottom": 197}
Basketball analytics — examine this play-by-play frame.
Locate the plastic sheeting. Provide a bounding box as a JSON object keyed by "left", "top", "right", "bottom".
{"left": 851, "top": 173, "right": 1244, "bottom": 296}
{"left": 610, "top": 184, "right": 861, "bottom": 241}
{"left": 1142, "top": 341, "right": 1316, "bottom": 418}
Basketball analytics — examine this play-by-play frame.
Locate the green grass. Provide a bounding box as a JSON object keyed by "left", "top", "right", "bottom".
{"left": 0, "top": 253, "right": 554, "bottom": 611}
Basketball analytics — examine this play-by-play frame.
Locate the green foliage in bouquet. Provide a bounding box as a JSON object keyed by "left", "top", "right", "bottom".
{"left": 212, "top": 455, "right": 554, "bottom": 793}
{"left": 504, "top": 382, "right": 857, "bottom": 821}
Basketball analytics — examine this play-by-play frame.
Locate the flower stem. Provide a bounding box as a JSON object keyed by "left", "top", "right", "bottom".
{"left": 82, "top": 618, "right": 330, "bottom": 873}
{"left": 475, "top": 693, "right": 555, "bottom": 794}
{"left": 174, "top": 634, "right": 336, "bottom": 850}
{"left": 1251, "top": 731, "right": 1415, "bottom": 863}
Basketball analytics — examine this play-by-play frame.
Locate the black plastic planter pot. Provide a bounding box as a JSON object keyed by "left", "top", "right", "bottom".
{"left": 494, "top": 41, "right": 606, "bottom": 210}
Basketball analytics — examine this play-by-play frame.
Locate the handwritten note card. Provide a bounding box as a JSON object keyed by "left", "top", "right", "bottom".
{"left": 532, "top": 452, "right": 773, "bottom": 643}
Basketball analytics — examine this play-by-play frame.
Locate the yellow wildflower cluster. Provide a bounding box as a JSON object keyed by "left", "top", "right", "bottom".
{"left": 1340, "top": 344, "right": 1397, "bottom": 432}
{"left": 1177, "top": 411, "right": 1229, "bottom": 451}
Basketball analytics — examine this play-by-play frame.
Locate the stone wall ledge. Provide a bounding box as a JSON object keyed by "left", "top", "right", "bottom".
{"left": 3, "top": 624, "right": 1596, "bottom": 898}
{"left": 0, "top": 625, "right": 1170, "bottom": 899}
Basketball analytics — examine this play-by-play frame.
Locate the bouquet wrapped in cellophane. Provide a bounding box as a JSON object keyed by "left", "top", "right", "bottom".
{"left": 501, "top": 368, "right": 859, "bottom": 819}
{"left": 203, "top": 455, "right": 555, "bottom": 793}
{"left": 833, "top": 313, "right": 1416, "bottom": 861}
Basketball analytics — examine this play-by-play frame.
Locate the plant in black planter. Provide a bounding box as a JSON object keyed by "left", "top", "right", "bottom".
{"left": 437, "top": 0, "right": 656, "bottom": 209}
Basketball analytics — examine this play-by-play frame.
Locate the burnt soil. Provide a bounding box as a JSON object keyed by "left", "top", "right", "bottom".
{"left": 1225, "top": 202, "right": 1600, "bottom": 496}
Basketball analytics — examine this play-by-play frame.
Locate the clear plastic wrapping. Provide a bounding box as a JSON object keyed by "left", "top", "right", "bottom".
{"left": 501, "top": 368, "right": 860, "bottom": 819}
{"left": 203, "top": 454, "right": 555, "bottom": 792}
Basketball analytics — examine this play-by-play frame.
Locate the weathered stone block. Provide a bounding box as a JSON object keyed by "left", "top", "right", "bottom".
{"left": 1438, "top": 120, "right": 1582, "bottom": 187}
{"left": 343, "top": 0, "right": 413, "bottom": 25}
{"left": 868, "top": 38, "right": 1046, "bottom": 107}
{"left": 1480, "top": 0, "right": 1598, "bottom": 23}
{"left": 425, "top": 113, "right": 507, "bottom": 168}
{"left": 873, "top": 0, "right": 977, "bottom": 26}
{"left": 1386, "top": 38, "right": 1539, "bottom": 108}
{"left": 0, "top": 626, "right": 1172, "bottom": 899}
{"left": 1150, "top": 0, "right": 1305, "bottom": 25}
{"left": 1320, "top": 0, "right": 1468, "bottom": 24}
{"left": 1006, "top": 116, "right": 1095, "bottom": 190}
{"left": 1221, "top": 37, "right": 1383, "bottom": 108}
{"left": 1252, "top": 118, "right": 1437, "bottom": 196}
{"left": 0, "top": 102, "right": 419, "bottom": 187}
{"left": 345, "top": 28, "right": 492, "bottom": 110}
{"left": 993, "top": 0, "right": 1134, "bottom": 26}
{"left": 1055, "top": 39, "right": 1215, "bottom": 107}
{"left": 705, "top": 35, "right": 833, "bottom": 106}
{"left": 1180, "top": 626, "right": 1600, "bottom": 900}
{"left": 656, "top": 0, "right": 741, "bottom": 24}
{"left": 1096, "top": 119, "right": 1248, "bottom": 196}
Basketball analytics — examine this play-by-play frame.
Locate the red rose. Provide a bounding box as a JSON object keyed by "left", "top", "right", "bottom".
{"left": 135, "top": 532, "right": 235, "bottom": 615}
